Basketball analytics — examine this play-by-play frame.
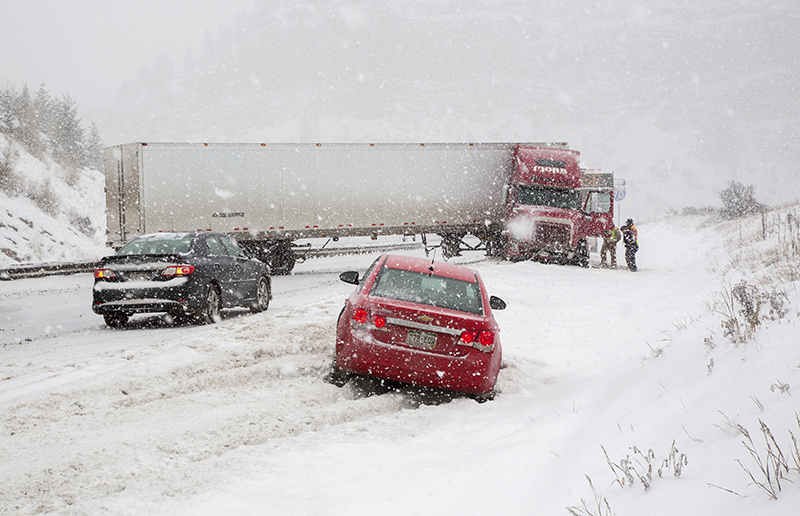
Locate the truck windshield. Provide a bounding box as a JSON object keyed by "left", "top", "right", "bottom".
{"left": 517, "top": 185, "right": 579, "bottom": 210}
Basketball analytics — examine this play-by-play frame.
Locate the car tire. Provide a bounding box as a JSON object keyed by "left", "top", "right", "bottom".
{"left": 250, "top": 276, "right": 270, "bottom": 313}
{"left": 326, "top": 359, "right": 352, "bottom": 387}
{"left": 473, "top": 390, "right": 496, "bottom": 403}
{"left": 103, "top": 313, "right": 129, "bottom": 328}
{"left": 200, "top": 284, "right": 221, "bottom": 324}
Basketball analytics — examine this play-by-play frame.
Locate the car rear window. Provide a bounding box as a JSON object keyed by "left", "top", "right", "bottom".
{"left": 118, "top": 234, "right": 193, "bottom": 256}
{"left": 369, "top": 267, "right": 483, "bottom": 315}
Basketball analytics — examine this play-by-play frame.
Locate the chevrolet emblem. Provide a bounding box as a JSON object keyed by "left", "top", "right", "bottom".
{"left": 417, "top": 315, "right": 434, "bottom": 323}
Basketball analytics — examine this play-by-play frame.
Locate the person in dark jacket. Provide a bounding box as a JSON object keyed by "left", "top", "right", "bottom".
{"left": 621, "top": 218, "right": 638, "bottom": 271}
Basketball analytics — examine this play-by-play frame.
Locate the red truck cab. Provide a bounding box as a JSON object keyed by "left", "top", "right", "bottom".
{"left": 503, "top": 145, "right": 613, "bottom": 266}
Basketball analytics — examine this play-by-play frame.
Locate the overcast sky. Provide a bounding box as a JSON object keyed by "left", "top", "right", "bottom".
{"left": 0, "top": 0, "right": 255, "bottom": 114}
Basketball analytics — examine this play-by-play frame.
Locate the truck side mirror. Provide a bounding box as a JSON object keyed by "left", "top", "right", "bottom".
{"left": 339, "top": 271, "right": 360, "bottom": 285}
{"left": 490, "top": 295, "right": 506, "bottom": 310}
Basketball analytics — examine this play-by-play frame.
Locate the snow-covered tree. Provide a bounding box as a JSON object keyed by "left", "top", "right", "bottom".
{"left": 14, "top": 85, "right": 43, "bottom": 156}
{"left": 719, "top": 180, "right": 764, "bottom": 219}
{"left": 0, "top": 88, "right": 16, "bottom": 134}
{"left": 51, "top": 93, "right": 85, "bottom": 169}
{"left": 0, "top": 83, "right": 102, "bottom": 172}
{"left": 85, "top": 122, "right": 104, "bottom": 171}
{"left": 33, "top": 83, "right": 55, "bottom": 155}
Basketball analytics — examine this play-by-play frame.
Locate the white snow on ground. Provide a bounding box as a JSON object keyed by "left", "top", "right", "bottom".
{"left": 1, "top": 210, "right": 799, "bottom": 515}
{"left": 0, "top": 136, "right": 108, "bottom": 267}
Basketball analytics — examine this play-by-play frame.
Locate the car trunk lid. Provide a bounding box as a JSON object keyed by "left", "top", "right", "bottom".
{"left": 367, "top": 297, "right": 488, "bottom": 357}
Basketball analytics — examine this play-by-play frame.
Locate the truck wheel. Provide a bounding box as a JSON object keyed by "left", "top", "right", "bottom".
{"left": 200, "top": 284, "right": 221, "bottom": 324}
{"left": 573, "top": 239, "right": 590, "bottom": 268}
{"left": 250, "top": 276, "right": 271, "bottom": 313}
{"left": 441, "top": 234, "right": 463, "bottom": 258}
{"left": 486, "top": 233, "right": 505, "bottom": 258}
{"left": 103, "top": 313, "right": 129, "bottom": 328}
{"left": 268, "top": 243, "right": 296, "bottom": 275}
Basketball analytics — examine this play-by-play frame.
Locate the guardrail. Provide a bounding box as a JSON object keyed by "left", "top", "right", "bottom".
{"left": 0, "top": 261, "right": 99, "bottom": 280}
{"left": 0, "top": 242, "right": 425, "bottom": 281}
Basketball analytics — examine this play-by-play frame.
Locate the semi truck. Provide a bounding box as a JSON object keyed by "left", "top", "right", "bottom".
{"left": 103, "top": 142, "right": 613, "bottom": 274}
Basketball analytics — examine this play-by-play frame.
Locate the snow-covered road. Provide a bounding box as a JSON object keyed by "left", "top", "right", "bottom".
{"left": 2, "top": 218, "right": 798, "bottom": 516}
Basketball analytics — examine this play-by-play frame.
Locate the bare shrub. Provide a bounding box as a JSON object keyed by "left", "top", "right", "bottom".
{"left": 27, "top": 178, "right": 60, "bottom": 217}
{"left": 0, "top": 143, "right": 21, "bottom": 194}
{"left": 736, "top": 417, "right": 797, "bottom": 500}
{"left": 601, "top": 442, "right": 687, "bottom": 492}
{"left": 567, "top": 476, "right": 615, "bottom": 516}
{"left": 69, "top": 213, "right": 95, "bottom": 236}
{"left": 711, "top": 281, "right": 788, "bottom": 345}
{"left": 64, "top": 165, "right": 81, "bottom": 187}
{"left": 719, "top": 181, "right": 764, "bottom": 219}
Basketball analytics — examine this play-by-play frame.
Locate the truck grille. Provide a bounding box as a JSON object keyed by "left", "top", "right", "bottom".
{"left": 534, "top": 221, "right": 570, "bottom": 247}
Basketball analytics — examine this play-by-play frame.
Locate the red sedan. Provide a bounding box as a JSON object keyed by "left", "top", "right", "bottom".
{"left": 332, "top": 254, "right": 506, "bottom": 400}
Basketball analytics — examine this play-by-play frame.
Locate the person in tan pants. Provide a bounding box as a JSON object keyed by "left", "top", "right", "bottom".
{"left": 600, "top": 226, "right": 621, "bottom": 268}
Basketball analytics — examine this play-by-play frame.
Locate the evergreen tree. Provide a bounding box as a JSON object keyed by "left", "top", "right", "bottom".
{"left": 0, "top": 83, "right": 104, "bottom": 173}
{"left": 33, "top": 83, "right": 55, "bottom": 155}
{"left": 51, "top": 93, "right": 85, "bottom": 168}
{"left": 13, "top": 86, "right": 35, "bottom": 148}
{"left": 0, "top": 87, "right": 15, "bottom": 134}
{"left": 85, "top": 122, "right": 104, "bottom": 170}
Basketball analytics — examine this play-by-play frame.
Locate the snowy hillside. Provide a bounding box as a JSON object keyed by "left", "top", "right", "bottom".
{"left": 0, "top": 135, "right": 108, "bottom": 266}
{"left": 99, "top": 0, "right": 800, "bottom": 220}
{"left": 1, "top": 209, "right": 798, "bottom": 515}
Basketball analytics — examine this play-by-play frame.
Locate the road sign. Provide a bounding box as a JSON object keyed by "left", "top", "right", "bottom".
{"left": 614, "top": 178, "right": 626, "bottom": 201}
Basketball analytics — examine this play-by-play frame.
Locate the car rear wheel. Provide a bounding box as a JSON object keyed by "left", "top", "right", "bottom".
{"left": 250, "top": 276, "right": 270, "bottom": 313}
{"left": 473, "top": 390, "right": 496, "bottom": 403}
{"left": 103, "top": 313, "right": 129, "bottom": 328}
{"left": 326, "top": 359, "right": 352, "bottom": 387}
{"left": 200, "top": 284, "right": 221, "bottom": 324}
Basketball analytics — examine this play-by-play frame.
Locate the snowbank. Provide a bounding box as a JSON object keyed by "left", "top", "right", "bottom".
{"left": 0, "top": 210, "right": 799, "bottom": 515}
{"left": 0, "top": 136, "right": 108, "bottom": 266}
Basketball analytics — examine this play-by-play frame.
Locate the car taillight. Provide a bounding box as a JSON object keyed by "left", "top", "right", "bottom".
{"left": 372, "top": 314, "right": 386, "bottom": 328}
{"left": 353, "top": 308, "right": 369, "bottom": 324}
{"left": 162, "top": 265, "right": 195, "bottom": 277}
{"left": 460, "top": 330, "right": 478, "bottom": 344}
{"left": 94, "top": 268, "right": 115, "bottom": 279}
{"left": 460, "top": 330, "right": 495, "bottom": 351}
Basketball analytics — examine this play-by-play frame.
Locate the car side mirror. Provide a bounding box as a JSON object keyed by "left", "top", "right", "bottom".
{"left": 490, "top": 296, "right": 506, "bottom": 310}
{"left": 339, "top": 271, "right": 360, "bottom": 285}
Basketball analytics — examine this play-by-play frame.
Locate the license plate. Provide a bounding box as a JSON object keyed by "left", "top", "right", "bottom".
{"left": 126, "top": 272, "right": 154, "bottom": 281}
{"left": 406, "top": 330, "right": 437, "bottom": 349}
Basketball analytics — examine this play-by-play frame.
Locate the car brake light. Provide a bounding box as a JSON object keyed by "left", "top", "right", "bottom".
{"left": 94, "top": 268, "right": 115, "bottom": 279}
{"left": 353, "top": 308, "right": 368, "bottom": 324}
{"left": 373, "top": 314, "right": 386, "bottom": 328}
{"left": 162, "top": 265, "right": 195, "bottom": 277}
{"left": 479, "top": 331, "right": 495, "bottom": 346}
{"left": 460, "top": 330, "right": 495, "bottom": 351}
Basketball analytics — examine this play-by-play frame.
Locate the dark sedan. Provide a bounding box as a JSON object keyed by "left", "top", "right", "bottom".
{"left": 92, "top": 232, "right": 271, "bottom": 327}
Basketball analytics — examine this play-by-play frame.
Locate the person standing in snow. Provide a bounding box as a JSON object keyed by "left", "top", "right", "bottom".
{"left": 600, "top": 226, "right": 621, "bottom": 268}
{"left": 621, "top": 218, "right": 638, "bottom": 271}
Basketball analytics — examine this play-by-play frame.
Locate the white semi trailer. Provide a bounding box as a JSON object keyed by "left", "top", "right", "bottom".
{"left": 103, "top": 142, "right": 610, "bottom": 274}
